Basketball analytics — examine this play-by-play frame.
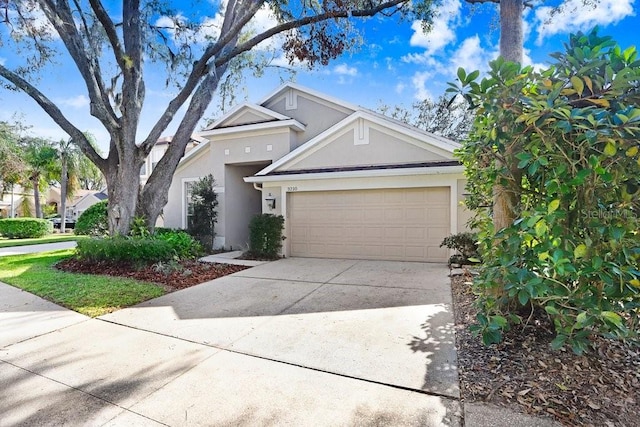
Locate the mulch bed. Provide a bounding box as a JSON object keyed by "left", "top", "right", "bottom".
{"left": 452, "top": 271, "right": 640, "bottom": 427}
{"left": 56, "top": 258, "right": 249, "bottom": 291}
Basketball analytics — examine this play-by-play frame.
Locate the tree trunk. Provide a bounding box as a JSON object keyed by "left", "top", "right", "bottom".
{"left": 60, "top": 157, "right": 68, "bottom": 233}
{"left": 104, "top": 148, "right": 143, "bottom": 236}
{"left": 139, "top": 65, "right": 228, "bottom": 230}
{"left": 493, "top": 0, "right": 524, "bottom": 232}
{"left": 32, "top": 175, "right": 42, "bottom": 218}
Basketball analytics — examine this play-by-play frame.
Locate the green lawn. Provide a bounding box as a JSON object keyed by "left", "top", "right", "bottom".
{"left": 0, "top": 250, "right": 165, "bottom": 317}
{"left": 0, "top": 234, "right": 87, "bottom": 248}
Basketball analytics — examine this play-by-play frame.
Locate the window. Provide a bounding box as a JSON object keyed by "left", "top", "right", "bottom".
{"left": 184, "top": 180, "right": 194, "bottom": 229}
{"left": 140, "top": 162, "right": 147, "bottom": 176}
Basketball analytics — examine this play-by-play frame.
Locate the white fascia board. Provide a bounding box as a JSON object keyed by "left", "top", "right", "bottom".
{"left": 198, "top": 119, "right": 305, "bottom": 138}
{"left": 176, "top": 138, "right": 211, "bottom": 168}
{"left": 244, "top": 165, "right": 465, "bottom": 183}
{"left": 204, "top": 103, "right": 293, "bottom": 130}
{"left": 359, "top": 110, "right": 461, "bottom": 153}
{"left": 259, "top": 82, "right": 359, "bottom": 114}
{"left": 255, "top": 110, "right": 460, "bottom": 177}
{"left": 255, "top": 113, "right": 360, "bottom": 176}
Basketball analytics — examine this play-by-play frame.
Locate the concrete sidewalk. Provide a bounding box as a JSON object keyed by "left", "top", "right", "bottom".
{"left": 0, "top": 256, "right": 560, "bottom": 426}
{"left": 0, "top": 241, "right": 77, "bottom": 257}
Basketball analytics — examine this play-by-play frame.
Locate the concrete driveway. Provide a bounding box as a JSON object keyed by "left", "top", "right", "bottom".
{"left": 1, "top": 257, "right": 462, "bottom": 426}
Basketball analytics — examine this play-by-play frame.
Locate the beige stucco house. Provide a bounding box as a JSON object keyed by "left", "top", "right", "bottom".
{"left": 163, "top": 83, "right": 471, "bottom": 262}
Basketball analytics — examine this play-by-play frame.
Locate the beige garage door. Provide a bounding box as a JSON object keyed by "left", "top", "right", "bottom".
{"left": 289, "top": 187, "right": 450, "bottom": 262}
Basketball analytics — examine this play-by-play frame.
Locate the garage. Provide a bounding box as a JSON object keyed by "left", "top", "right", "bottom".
{"left": 288, "top": 187, "right": 450, "bottom": 262}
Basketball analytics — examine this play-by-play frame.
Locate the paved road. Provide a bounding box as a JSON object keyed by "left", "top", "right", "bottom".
{"left": 0, "top": 255, "right": 560, "bottom": 426}
{"left": 0, "top": 241, "right": 77, "bottom": 257}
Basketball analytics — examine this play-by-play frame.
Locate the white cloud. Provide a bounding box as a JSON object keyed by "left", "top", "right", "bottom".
{"left": 411, "top": 71, "right": 434, "bottom": 101}
{"left": 334, "top": 63, "right": 358, "bottom": 77}
{"left": 534, "top": 0, "right": 635, "bottom": 43}
{"left": 395, "top": 82, "right": 406, "bottom": 95}
{"left": 448, "top": 35, "right": 497, "bottom": 76}
{"left": 58, "top": 95, "right": 90, "bottom": 109}
{"left": 408, "top": 0, "right": 462, "bottom": 56}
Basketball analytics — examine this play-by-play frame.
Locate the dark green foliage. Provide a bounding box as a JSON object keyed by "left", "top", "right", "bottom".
{"left": 453, "top": 29, "right": 640, "bottom": 354}
{"left": 76, "top": 237, "right": 174, "bottom": 264}
{"left": 74, "top": 200, "right": 108, "bottom": 236}
{"left": 75, "top": 229, "right": 202, "bottom": 265}
{"left": 154, "top": 229, "right": 203, "bottom": 259}
{"left": 0, "top": 218, "right": 52, "bottom": 239}
{"left": 440, "top": 232, "right": 480, "bottom": 266}
{"left": 248, "top": 214, "right": 285, "bottom": 259}
{"left": 187, "top": 175, "right": 218, "bottom": 251}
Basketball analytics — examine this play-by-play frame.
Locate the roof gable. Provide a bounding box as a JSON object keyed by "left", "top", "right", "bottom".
{"left": 257, "top": 110, "right": 460, "bottom": 176}
{"left": 260, "top": 82, "right": 358, "bottom": 116}
{"left": 205, "top": 103, "right": 292, "bottom": 130}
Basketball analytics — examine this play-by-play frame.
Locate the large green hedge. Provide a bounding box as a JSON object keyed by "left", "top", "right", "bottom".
{"left": 247, "top": 214, "right": 285, "bottom": 259}
{"left": 75, "top": 231, "right": 203, "bottom": 265}
{"left": 0, "top": 218, "right": 52, "bottom": 239}
{"left": 455, "top": 29, "right": 640, "bottom": 354}
{"left": 74, "top": 200, "right": 108, "bottom": 236}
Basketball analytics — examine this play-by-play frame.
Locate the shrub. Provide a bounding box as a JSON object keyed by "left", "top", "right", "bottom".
{"left": 440, "top": 232, "right": 480, "bottom": 266}
{"left": 155, "top": 229, "right": 203, "bottom": 259}
{"left": 76, "top": 237, "right": 175, "bottom": 264}
{"left": 248, "top": 214, "right": 285, "bottom": 259}
{"left": 75, "top": 230, "right": 203, "bottom": 265}
{"left": 454, "top": 29, "right": 640, "bottom": 354}
{"left": 0, "top": 218, "right": 52, "bottom": 239}
{"left": 75, "top": 200, "right": 108, "bottom": 236}
{"left": 186, "top": 174, "right": 219, "bottom": 251}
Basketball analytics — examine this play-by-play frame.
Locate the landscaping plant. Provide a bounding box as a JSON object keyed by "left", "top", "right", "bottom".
{"left": 74, "top": 200, "right": 108, "bottom": 236}
{"left": 453, "top": 29, "right": 640, "bottom": 354}
{"left": 187, "top": 174, "right": 218, "bottom": 251}
{"left": 248, "top": 214, "right": 285, "bottom": 259}
{"left": 0, "top": 218, "right": 52, "bottom": 239}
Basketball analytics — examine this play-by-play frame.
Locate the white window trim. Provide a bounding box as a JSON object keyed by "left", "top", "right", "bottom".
{"left": 181, "top": 178, "right": 200, "bottom": 229}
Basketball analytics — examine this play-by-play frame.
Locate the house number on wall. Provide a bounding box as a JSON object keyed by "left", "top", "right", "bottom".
{"left": 287, "top": 186, "right": 298, "bottom": 192}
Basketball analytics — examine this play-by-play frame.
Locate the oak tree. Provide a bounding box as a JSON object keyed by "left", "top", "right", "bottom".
{"left": 0, "top": 0, "right": 434, "bottom": 235}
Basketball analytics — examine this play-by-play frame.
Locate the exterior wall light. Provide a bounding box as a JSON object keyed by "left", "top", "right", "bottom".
{"left": 265, "top": 193, "right": 276, "bottom": 210}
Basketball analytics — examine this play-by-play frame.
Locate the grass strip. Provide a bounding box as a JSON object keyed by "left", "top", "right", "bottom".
{"left": 0, "top": 234, "right": 87, "bottom": 248}
{"left": 0, "top": 249, "right": 165, "bottom": 317}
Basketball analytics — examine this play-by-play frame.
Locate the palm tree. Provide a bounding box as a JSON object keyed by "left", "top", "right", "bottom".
{"left": 21, "top": 137, "right": 58, "bottom": 218}
{"left": 56, "top": 138, "right": 82, "bottom": 232}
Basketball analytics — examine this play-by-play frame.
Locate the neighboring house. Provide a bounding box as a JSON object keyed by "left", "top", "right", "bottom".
{"left": 140, "top": 135, "right": 205, "bottom": 185}
{"left": 47, "top": 188, "right": 108, "bottom": 220}
{"left": 163, "top": 83, "right": 472, "bottom": 262}
{"left": 0, "top": 184, "right": 34, "bottom": 218}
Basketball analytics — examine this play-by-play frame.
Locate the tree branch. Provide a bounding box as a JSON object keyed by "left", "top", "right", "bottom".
{"left": 138, "top": 0, "right": 264, "bottom": 157}
{"left": 88, "top": 0, "right": 126, "bottom": 69}
{"left": 37, "top": 0, "right": 119, "bottom": 130}
{"left": 464, "top": 0, "right": 534, "bottom": 8}
{"left": 0, "top": 64, "right": 107, "bottom": 170}
{"left": 215, "top": 0, "right": 407, "bottom": 66}
{"left": 120, "top": 0, "right": 144, "bottom": 158}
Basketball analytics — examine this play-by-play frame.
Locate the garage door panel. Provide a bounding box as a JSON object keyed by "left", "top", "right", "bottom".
{"left": 289, "top": 188, "right": 450, "bottom": 262}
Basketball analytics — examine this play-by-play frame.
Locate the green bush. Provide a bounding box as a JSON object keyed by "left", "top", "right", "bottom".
{"left": 0, "top": 218, "right": 52, "bottom": 239}
{"left": 248, "top": 214, "right": 285, "bottom": 259}
{"left": 74, "top": 200, "right": 108, "bottom": 236}
{"left": 454, "top": 29, "right": 640, "bottom": 354}
{"left": 154, "top": 229, "right": 203, "bottom": 259}
{"left": 76, "top": 231, "right": 203, "bottom": 265}
{"left": 76, "top": 237, "right": 175, "bottom": 264}
{"left": 186, "top": 174, "right": 219, "bottom": 251}
{"left": 440, "top": 232, "right": 480, "bottom": 266}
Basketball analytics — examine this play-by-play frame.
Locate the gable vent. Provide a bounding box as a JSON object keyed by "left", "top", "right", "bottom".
{"left": 354, "top": 118, "right": 369, "bottom": 145}
{"left": 285, "top": 88, "right": 298, "bottom": 110}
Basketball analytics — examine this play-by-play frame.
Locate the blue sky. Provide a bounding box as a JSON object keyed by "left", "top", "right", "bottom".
{"left": 0, "top": 0, "right": 637, "bottom": 152}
